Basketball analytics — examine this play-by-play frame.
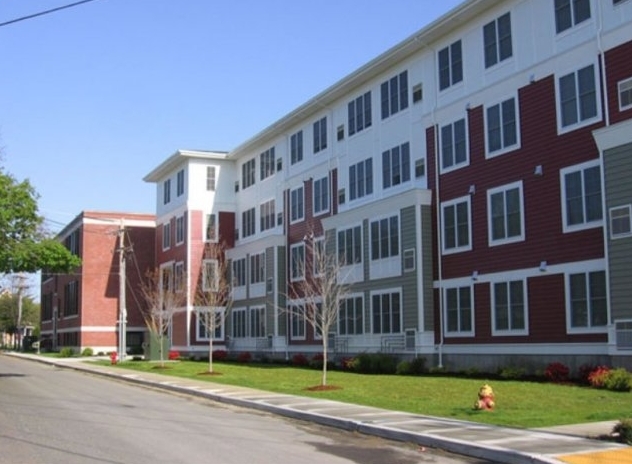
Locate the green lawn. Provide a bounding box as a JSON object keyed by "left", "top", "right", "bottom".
{"left": 97, "top": 359, "right": 632, "bottom": 429}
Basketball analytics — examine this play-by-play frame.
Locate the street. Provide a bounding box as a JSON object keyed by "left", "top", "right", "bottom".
{"left": 0, "top": 355, "right": 493, "bottom": 464}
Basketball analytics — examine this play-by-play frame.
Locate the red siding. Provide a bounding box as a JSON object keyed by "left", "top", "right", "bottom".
{"left": 606, "top": 40, "right": 632, "bottom": 125}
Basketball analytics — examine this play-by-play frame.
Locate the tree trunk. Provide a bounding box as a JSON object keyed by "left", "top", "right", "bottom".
{"left": 322, "top": 338, "right": 328, "bottom": 386}
{"left": 208, "top": 336, "right": 214, "bottom": 373}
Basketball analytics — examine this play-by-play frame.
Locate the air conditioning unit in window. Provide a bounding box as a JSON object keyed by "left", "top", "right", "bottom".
{"left": 615, "top": 320, "right": 632, "bottom": 350}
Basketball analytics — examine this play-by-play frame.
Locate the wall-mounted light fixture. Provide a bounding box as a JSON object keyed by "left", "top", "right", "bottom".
{"left": 534, "top": 165, "right": 543, "bottom": 176}
{"left": 529, "top": 74, "right": 536, "bottom": 84}
{"left": 468, "top": 184, "right": 476, "bottom": 195}
{"left": 472, "top": 270, "right": 479, "bottom": 281}
{"left": 539, "top": 261, "right": 547, "bottom": 272}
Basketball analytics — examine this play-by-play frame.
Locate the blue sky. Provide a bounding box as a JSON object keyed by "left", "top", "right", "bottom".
{"left": 1, "top": 0, "right": 462, "bottom": 234}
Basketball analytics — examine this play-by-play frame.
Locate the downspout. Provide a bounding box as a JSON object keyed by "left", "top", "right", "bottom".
{"left": 596, "top": 4, "right": 613, "bottom": 348}
{"left": 428, "top": 42, "right": 444, "bottom": 369}
{"left": 186, "top": 209, "right": 192, "bottom": 350}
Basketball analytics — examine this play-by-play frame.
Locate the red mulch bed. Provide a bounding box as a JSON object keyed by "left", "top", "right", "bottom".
{"left": 305, "top": 385, "right": 342, "bottom": 391}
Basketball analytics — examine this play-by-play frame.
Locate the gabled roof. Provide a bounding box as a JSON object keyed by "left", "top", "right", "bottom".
{"left": 143, "top": 149, "right": 229, "bottom": 183}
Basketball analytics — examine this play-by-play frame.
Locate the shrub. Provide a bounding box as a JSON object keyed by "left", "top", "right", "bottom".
{"left": 352, "top": 353, "right": 398, "bottom": 375}
{"left": 213, "top": 350, "right": 228, "bottom": 361}
{"left": 81, "top": 347, "right": 94, "bottom": 357}
{"left": 577, "top": 363, "right": 596, "bottom": 385}
{"left": 340, "top": 357, "right": 356, "bottom": 371}
{"left": 613, "top": 418, "right": 632, "bottom": 445}
{"left": 168, "top": 350, "right": 180, "bottom": 360}
{"left": 309, "top": 353, "right": 324, "bottom": 370}
{"left": 237, "top": 351, "right": 252, "bottom": 363}
{"left": 292, "top": 353, "right": 309, "bottom": 366}
{"left": 59, "top": 347, "right": 75, "bottom": 358}
{"left": 498, "top": 366, "right": 527, "bottom": 380}
{"left": 396, "top": 360, "right": 411, "bottom": 375}
{"left": 544, "top": 362, "right": 570, "bottom": 383}
{"left": 409, "top": 357, "right": 428, "bottom": 375}
{"left": 604, "top": 368, "right": 632, "bottom": 392}
{"left": 588, "top": 366, "right": 611, "bottom": 388}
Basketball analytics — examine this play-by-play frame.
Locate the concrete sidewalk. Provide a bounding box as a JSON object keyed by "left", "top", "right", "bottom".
{"left": 8, "top": 353, "right": 631, "bottom": 464}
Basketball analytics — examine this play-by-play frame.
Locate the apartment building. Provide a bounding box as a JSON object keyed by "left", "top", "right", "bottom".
{"left": 144, "top": 0, "right": 632, "bottom": 370}
{"left": 40, "top": 211, "right": 155, "bottom": 353}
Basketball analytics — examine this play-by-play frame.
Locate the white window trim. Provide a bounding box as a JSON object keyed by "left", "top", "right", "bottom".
{"left": 289, "top": 301, "right": 307, "bottom": 341}
{"left": 162, "top": 223, "right": 171, "bottom": 251}
{"left": 290, "top": 186, "right": 305, "bottom": 224}
{"left": 609, "top": 204, "right": 632, "bottom": 239}
{"left": 439, "top": 118, "right": 470, "bottom": 174}
{"left": 440, "top": 195, "right": 472, "bottom": 255}
{"left": 490, "top": 278, "right": 529, "bottom": 336}
{"left": 313, "top": 237, "right": 325, "bottom": 277}
{"left": 204, "top": 213, "right": 218, "bottom": 243}
{"left": 555, "top": 62, "right": 602, "bottom": 135}
{"left": 290, "top": 242, "right": 305, "bottom": 282}
{"left": 196, "top": 307, "right": 225, "bottom": 341}
{"left": 175, "top": 215, "right": 185, "bottom": 246}
{"left": 443, "top": 285, "right": 475, "bottom": 338}
{"left": 618, "top": 77, "right": 632, "bottom": 112}
{"left": 202, "top": 259, "right": 219, "bottom": 292}
{"left": 560, "top": 159, "right": 603, "bottom": 233}
{"left": 487, "top": 180, "right": 525, "bottom": 247}
{"left": 249, "top": 305, "right": 267, "bottom": 339}
{"left": 174, "top": 261, "right": 185, "bottom": 293}
{"left": 564, "top": 264, "right": 608, "bottom": 335}
{"left": 484, "top": 94, "right": 521, "bottom": 158}
{"left": 313, "top": 176, "right": 330, "bottom": 217}
{"left": 338, "top": 293, "right": 365, "bottom": 336}
{"left": 370, "top": 288, "right": 403, "bottom": 335}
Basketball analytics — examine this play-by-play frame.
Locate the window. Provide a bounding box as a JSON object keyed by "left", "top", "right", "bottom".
{"left": 290, "top": 243, "right": 305, "bottom": 281}
{"left": 614, "top": 0, "right": 630, "bottom": 4}
{"left": 412, "top": 83, "right": 423, "bottom": 103}
{"left": 260, "top": 199, "right": 275, "bottom": 232}
{"left": 619, "top": 78, "right": 632, "bottom": 111}
{"left": 610, "top": 205, "right": 632, "bottom": 238}
{"left": 415, "top": 159, "right": 425, "bottom": 178}
{"left": 349, "top": 91, "right": 372, "bottom": 135}
{"left": 206, "top": 166, "right": 216, "bottom": 191}
{"left": 64, "top": 281, "right": 79, "bottom": 316}
{"left": 202, "top": 259, "right": 218, "bottom": 292}
{"left": 339, "top": 296, "right": 363, "bottom": 335}
{"left": 162, "top": 222, "right": 171, "bottom": 250}
{"left": 337, "top": 225, "right": 362, "bottom": 266}
{"left": 371, "top": 290, "right": 401, "bottom": 334}
{"left": 290, "top": 307, "right": 306, "bottom": 339}
{"left": 441, "top": 197, "right": 471, "bottom": 253}
{"left": 445, "top": 286, "right": 473, "bottom": 335}
{"left": 290, "top": 186, "right": 304, "bottom": 223}
{"left": 260, "top": 147, "right": 275, "bottom": 180}
{"left": 488, "top": 182, "right": 524, "bottom": 245}
{"left": 313, "top": 117, "right": 327, "bottom": 153}
{"left": 250, "top": 252, "right": 265, "bottom": 284}
{"left": 403, "top": 248, "right": 415, "bottom": 271}
{"left": 568, "top": 270, "right": 607, "bottom": 330}
{"left": 313, "top": 176, "right": 329, "bottom": 215}
{"left": 313, "top": 237, "right": 325, "bottom": 276}
{"left": 380, "top": 71, "right": 408, "bottom": 119}
{"left": 370, "top": 216, "right": 399, "bottom": 260}
{"left": 176, "top": 169, "right": 185, "bottom": 197}
{"left": 486, "top": 97, "right": 518, "bottom": 155}
{"left": 441, "top": 118, "right": 467, "bottom": 171}
{"left": 242, "top": 158, "right": 256, "bottom": 189}
{"left": 205, "top": 213, "right": 217, "bottom": 242}
{"left": 337, "top": 125, "right": 345, "bottom": 141}
{"left": 558, "top": 64, "right": 598, "bottom": 130}
{"left": 438, "top": 40, "right": 463, "bottom": 91}
{"left": 232, "top": 308, "right": 247, "bottom": 338}
{"left": 349, "top": 158, "right": 373, "bottom": 201}
{"left": 176, "top": 215, "right": 185, "bottom": 245}
{"left": 291, "top": 130, "right": 303, "bottom": 164}
{"left": 382, "top": 142, "right": 410, "bottom": 188}
{"left": 242, "top": 208, "right": 255, "bottom": 238}
{"left": 232, "top": 258, "right": 246, "bottom": 287}
{"left": 249, "top": 306, "right": 266, "bottom": 338}
{"left": 64, "top": 229, "right": 80, "bottom": 255}
{"left": 484, "top": 12, "right": 512, "bottom": 68}
{"left": 175, "top": 262, "right": 184, "bottom": 292}
{"left": 492, "top": 280, "right": 526, "bottom": 334}
{"left": 561, "top": 162, "right": 602, "bottom": 232}
{"left": 198, "top": 310, "right": 223, "bottom": 340}
{"left": 555, "top": 0, "right": 590, "bottom": 34}
{"left": 163, "top": 179, "right": 171, "bottom": 205}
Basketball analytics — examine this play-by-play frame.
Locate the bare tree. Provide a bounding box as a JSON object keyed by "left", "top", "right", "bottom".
{"left": 195, "top": 242, "right": 232, "bottom": 374}
{"left": 287, "top": 232, "right": 351, "bottom": 387}
{"left": 139, "top": 266, "right": 185, "bottom": 368}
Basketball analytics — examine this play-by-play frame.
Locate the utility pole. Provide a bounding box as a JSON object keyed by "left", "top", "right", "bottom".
{"left": 13, "top": 274, "right": 28, "bottom": 351}
{"left": 117, "top": 220, "right": 127, "bottom": 361}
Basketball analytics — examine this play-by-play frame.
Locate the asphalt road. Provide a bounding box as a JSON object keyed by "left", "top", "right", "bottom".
{"left": 0, "top": 354, "right": 491, "bottom": 464}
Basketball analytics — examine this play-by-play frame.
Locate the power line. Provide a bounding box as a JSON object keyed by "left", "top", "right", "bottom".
{"left": 0, "top": 0, "right": 101, "bottom": 28}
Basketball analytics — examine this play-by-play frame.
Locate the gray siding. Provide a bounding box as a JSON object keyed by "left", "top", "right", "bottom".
{"left": 421, "top": 205, "right": 435, "bottom": 331}
{"left": 605, "top": 142, "right": 632, "bottom": 321}
{"left": 276, "top": 246, "right": 287, "bottom": 336}
{"left": 400, "top": 205, "right": 420, "bottom": 331}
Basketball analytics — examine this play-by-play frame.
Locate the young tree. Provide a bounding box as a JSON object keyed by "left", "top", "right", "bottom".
{"left": 0, "top": 168, "right": 81, "bottom": 274}
{"left": 195, "top": 242, "right": 232, "bottom": 374}
{"left": 139, "top": 266, "right": 185, "bottom": 368}
{"left": 287, "top": 233, "right": 351, "bottom": 387}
